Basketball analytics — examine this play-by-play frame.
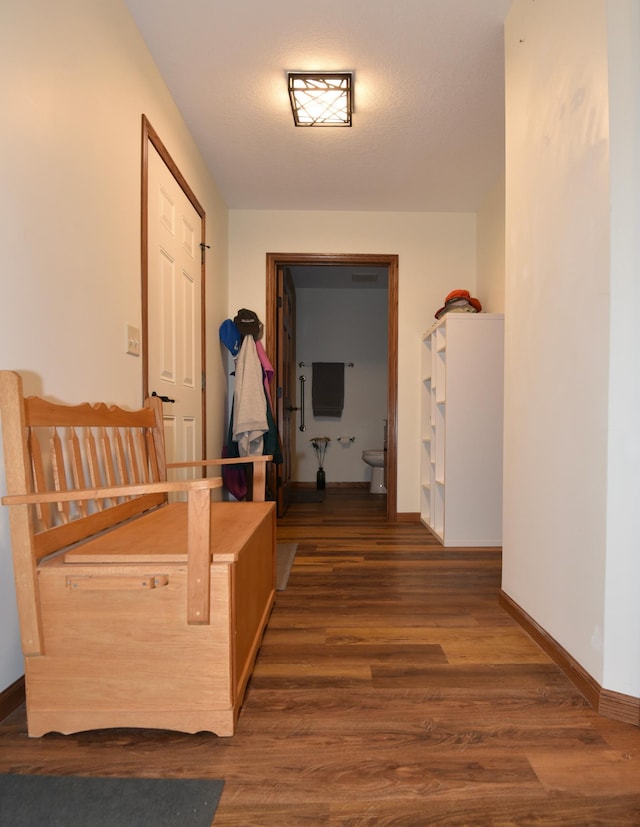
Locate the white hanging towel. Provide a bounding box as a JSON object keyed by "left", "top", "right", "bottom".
{"left": 233, "top": 335, "right": 268, "bottom": 455}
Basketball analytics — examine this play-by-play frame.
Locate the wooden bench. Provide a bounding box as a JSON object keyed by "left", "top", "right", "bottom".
{"left": 0, "top": 370, "right": 276, "bottom": 737}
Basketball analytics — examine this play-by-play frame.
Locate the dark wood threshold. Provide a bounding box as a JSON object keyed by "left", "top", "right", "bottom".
{"left": 499, "top": 590, "right": 640, "bottom": 727}
{"left": 291, "top": 481, "right": 370, "bottom": 489}
{"left": 0, "top": 676, "right": 25, "bottom": 722}
{"left": 397, "top": 511, "right": 420, "bottom": 522}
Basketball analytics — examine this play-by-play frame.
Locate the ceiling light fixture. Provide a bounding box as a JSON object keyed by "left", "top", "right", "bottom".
{"left": 288, "top": 72, "right": 353, "bottom": 127}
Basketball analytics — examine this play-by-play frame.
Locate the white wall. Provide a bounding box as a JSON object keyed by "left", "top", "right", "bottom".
{"left": 504, "top": 0, "right": 640, "bottom": 698}
{"left": 295, "top": 287, "right": 388, "bottom": 483}
{"left": 477, "top": 174, "right": 506, "bottom": 314}
{"left": 0, "top": 0, "right": 230, "bottom": 693}
{"left": 603, "top": 0, "right": 640, "bottom": 696}
{"left": 228, "top": 209, "right": 477, "bottom": 513}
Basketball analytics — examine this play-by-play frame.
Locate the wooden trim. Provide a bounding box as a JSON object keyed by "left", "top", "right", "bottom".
{"left": 386, "top": 256, "right": 398, "bottom": 522}
{"left": 499, "top": 590, "right": 600, "bottom": 708}
{"left": 140, "top": 115, "right": 207, "bottom": 458}
{"left": 0, "top": 676, "right": 25, "bottom": 723}
{"left": 265, "top": 252, "right": 399, "bottom": 522}
{"left": 499, "top": 590, "right": 640, "bottom": 727}
{"left": 396, "top": 511, "right": 420, "bottom": 522}
{"left": 599, "top": 688, "right": 640, "bottom": 726}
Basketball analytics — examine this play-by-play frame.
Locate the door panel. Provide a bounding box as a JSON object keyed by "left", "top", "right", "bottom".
{"left": 147, "top": 143, "right": 202, "bottom": 472}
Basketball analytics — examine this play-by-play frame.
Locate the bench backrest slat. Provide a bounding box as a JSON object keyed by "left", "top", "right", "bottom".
{"left": 29, "top": 429, "right": 51, "bottom": 530}
{"left": 69, "top": 427, "right": 88, "bottom": 518}
{"left": 50, "top": 426, "right": 71, "bottom": 524}
{"left": 18, "top": 398, "right": 166, "bottom": 546}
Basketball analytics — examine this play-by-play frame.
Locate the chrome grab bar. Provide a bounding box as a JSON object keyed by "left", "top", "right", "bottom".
{"left": 299, "top": 375, "right": 306, "bottom": 432}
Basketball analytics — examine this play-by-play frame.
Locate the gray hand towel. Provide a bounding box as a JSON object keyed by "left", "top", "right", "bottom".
{"left": 312, "top": 362, "right": 344, "bottom": 417}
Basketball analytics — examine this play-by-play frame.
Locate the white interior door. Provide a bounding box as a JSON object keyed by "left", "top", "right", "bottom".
{"left": 147, "top": 144, "right": 203, "bottom": 473}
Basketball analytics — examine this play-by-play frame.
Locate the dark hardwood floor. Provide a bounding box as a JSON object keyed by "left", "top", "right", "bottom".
{"left": 1, "top": 487, "right": 639, "bottom": 825}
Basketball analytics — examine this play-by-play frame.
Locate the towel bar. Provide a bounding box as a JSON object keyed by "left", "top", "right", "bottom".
{"left": 299, "top": 361, "right": 354, "bottom": 368}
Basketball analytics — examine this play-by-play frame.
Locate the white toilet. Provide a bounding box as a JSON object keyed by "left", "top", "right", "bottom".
{"left": 362, "top": 449, "right": 386, "bottom": 494}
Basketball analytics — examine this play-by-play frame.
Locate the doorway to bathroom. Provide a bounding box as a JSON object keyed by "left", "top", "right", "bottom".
{"left": 265, "top": 253, "right": 398, "bottom": 521}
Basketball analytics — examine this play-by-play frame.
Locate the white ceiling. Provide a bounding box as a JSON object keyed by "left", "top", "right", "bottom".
{"left": 124, "top": 0, "right": 512, "bottom": 213}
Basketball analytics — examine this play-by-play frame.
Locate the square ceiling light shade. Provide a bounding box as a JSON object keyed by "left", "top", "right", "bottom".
{"left": 288, "top": 72, "right": 353, "bottom": 127}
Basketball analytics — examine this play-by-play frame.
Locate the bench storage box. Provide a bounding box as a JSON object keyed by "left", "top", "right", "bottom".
{"left": 0, "top": 370, "right": 275, "bottom": 737}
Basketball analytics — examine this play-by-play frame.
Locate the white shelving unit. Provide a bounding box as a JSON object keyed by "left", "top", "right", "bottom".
{"left": 420, "top": 313, "right": 504, "bottom": 546}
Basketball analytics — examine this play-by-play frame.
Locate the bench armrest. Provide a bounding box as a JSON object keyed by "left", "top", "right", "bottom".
{"left": 167, "top": 455, "right": 273, "bottom": 502}
{"left": 167, "top": 455, "right": 272, "bottom": 468}
{"left": 1, "top": 477, "right": 222, "bottom": 507}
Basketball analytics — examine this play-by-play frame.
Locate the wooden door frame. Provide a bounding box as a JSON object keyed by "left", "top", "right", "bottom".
{"left": 140, "top": 115, "right": 207, "bottom": 455}
{"left": 266, "top": 252, "right": 398, "bottom": 521}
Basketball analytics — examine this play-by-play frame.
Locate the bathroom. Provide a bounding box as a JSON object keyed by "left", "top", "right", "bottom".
{"left": 290, "top": 265, "right": 389, "bottom": 495}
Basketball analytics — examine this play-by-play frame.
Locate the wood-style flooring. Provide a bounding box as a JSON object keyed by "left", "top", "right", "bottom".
{"left": 1, "top": 487, "right": 639, "bottom": 825}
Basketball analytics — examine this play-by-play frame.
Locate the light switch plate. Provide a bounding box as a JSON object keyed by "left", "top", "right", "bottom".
{"left": 126, "top": 324, "right": 141, "bottom": 356}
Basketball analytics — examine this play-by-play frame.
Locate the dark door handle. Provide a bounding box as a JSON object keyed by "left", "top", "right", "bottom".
{"left": 286, "top": 405, "right": 300, "bottom": 412}
{"left": 151, "top": 391, "right": 176, "bottom": 403}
